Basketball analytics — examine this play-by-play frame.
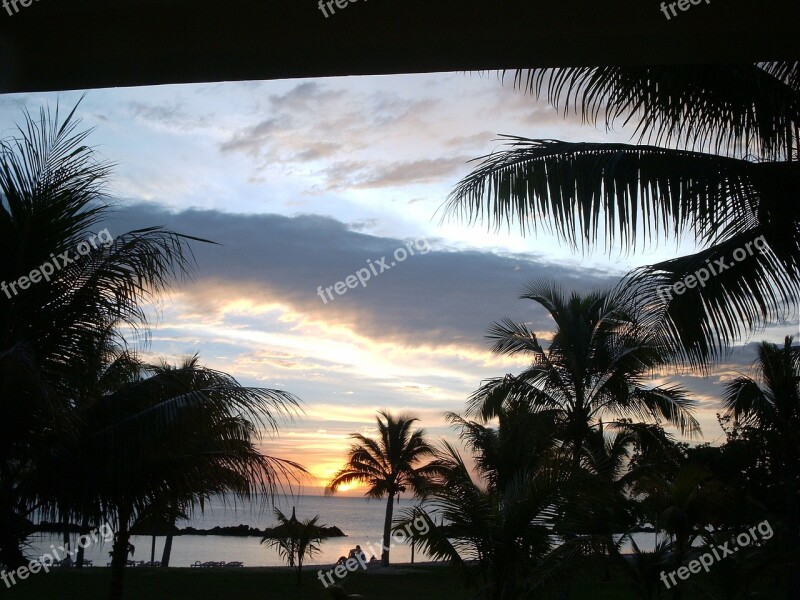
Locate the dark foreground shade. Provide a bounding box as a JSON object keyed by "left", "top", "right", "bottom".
{"left": 0, "top": 0, "right": 798, "bottom": 94}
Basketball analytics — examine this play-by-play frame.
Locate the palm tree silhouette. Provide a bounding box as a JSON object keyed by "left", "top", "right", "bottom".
{"left": 327, "top": 411, "right": 434, "bottom": 566}
{"left": 724, "top": 336, "right": 800, "bottom": 599}
{"left": 467, "top": 280, "right": 700, "bottom": 470}
{"left": 261, "top": 507, "right": 326, "bottom": 585}
{"left": 396, "top": 407, "right": 587, "bottom": 600}
{"left": 444, "top": 64, "right": 800, "bottom": 366}
{"left": 31, "top": 337, "right": 305, "bottom": 600}
{"left": 0, "top": 103, "right": 200, "bottom": 570}
{"left": 96, "top": 357, "right": 304, "bottom": 600}
{"left": 633, "top": 464, "right": 727, "bottom": 600}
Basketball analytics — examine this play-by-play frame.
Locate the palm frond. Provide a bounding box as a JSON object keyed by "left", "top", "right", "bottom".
{"left": 506, "top": 65, "right": 800, "bottom": 160}
{"left": 444, "top": 138, "right": 759, "bottom": 252}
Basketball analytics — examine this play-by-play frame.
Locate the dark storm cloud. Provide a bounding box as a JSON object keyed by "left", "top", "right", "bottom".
{"left": 106, "top": 203, "right": 623, "bottom": 350}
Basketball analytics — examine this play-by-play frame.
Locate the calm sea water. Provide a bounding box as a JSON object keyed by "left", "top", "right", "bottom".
{"left": 26, "top": 494, "right": 658, "bottom": 568}
{"left": 27, "top": 495, "right": 430, "bottom": 568}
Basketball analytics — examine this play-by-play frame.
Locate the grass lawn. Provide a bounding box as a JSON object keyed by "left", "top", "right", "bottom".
{"left": 1, "top": 565, "right": 787, "bottom": 600}
{"left": 2, "top": 566, "right": 465, "bottom": 600}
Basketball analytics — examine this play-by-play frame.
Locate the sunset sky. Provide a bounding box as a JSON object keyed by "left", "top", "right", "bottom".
{"left": 1, "top": 73, "right": 795, "bottom": 495}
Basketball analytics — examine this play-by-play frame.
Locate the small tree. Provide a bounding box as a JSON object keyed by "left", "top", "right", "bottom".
{"left": 262, "top": 508, "right": 326, "bottom": 585}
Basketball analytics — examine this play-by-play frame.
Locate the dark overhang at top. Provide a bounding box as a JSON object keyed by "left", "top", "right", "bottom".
{"left": 1, "top": 0, "right": 798, "bottom": 94}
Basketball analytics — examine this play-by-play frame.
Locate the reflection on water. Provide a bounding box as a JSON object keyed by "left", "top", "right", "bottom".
{"left": 26, "top": 494, "right": 659, "bottom": 567}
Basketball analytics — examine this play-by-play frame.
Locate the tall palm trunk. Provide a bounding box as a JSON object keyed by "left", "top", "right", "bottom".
{"left": 571, "top": 443, "right": 583, "bottom": 472}
{"left": 76, "top": 517, "right": 90, "bottom": 568}
{"left": 108, "top": 506, "right": 131, "bottom": 600}
{"left": 160, "top": 533, "right": 173, "bottom": 567}
{"left": 161, "top": 514, "right": 176, "bottom": 568}
{"left": 381, "top": 491, "right": 395, "bottom": 566}
{"left": 62, "top": 514, "right": 72, "bottom": 565}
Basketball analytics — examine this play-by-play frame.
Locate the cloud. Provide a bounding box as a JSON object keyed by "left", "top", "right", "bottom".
{"left": 266, "top": 82, "right": 346, "bottom": 113}
{"left": 444, "top": 131, "right": 499, "bottom": 150}
{"left": 128, "top": 101, "right": 208, "bottom": 132}
{"left": 107, "top": 202, "right": 622, "bottom": 351}
{"left": 320, "top": 156, "right": 473, "bottom": 190}
{"left": 218, "top": 82, "right": 353, "bottom": 158}
{"left": 215, "top": 80, "right": 453, "bottom": 192}
{"left": 219, "top": 117, "right": 283, "bottom": 155}
{"left": 101, "top": 201, "right": 799, "bottom": 451}
{"left": 351, "top": 156, "right": 472, "bottom": 189}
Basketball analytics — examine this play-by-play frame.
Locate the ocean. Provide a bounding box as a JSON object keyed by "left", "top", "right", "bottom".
{"left": 26, "top": 494, "right": 659, "bottom": 568}
{"left": 26, "top": 494, "right": 429, "bottom": 568}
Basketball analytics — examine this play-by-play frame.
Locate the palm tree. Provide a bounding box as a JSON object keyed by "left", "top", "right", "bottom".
{"left": 0, "top": 103, "right": 201, "bottom": 569}
{"left": 444, "top": 63, "right": 800, "bottom": 366}
{"left": 102, "top": 360, "right": 303, "bottom": 600}
{"left": 578, "top": 422, "right": 675, "bottom": 574}
{"left": 617, "top": 538, "right": 672, "bottom": 600}
{"left": 327, "top": 411, "right": 434, "bottom": 566}
{"left": 633, "top": 464, "right": 728, "bottom": 600}
{"left": 724, "top": 336, "right": 800, "bottom": 599}
{"left": 261, "top": 508, "right": 326, "bottom": 585}
{"left": 397, "top": 408, "right": 590, "bottom": 600}
{"left": 32, "top": 346, "right": 305, "bottom": 600}
{"left": 468, "top": 280, "right": 700, "bottom": 470}
{"left": 141, "top": 355, "right": 292, "bottom": 570}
